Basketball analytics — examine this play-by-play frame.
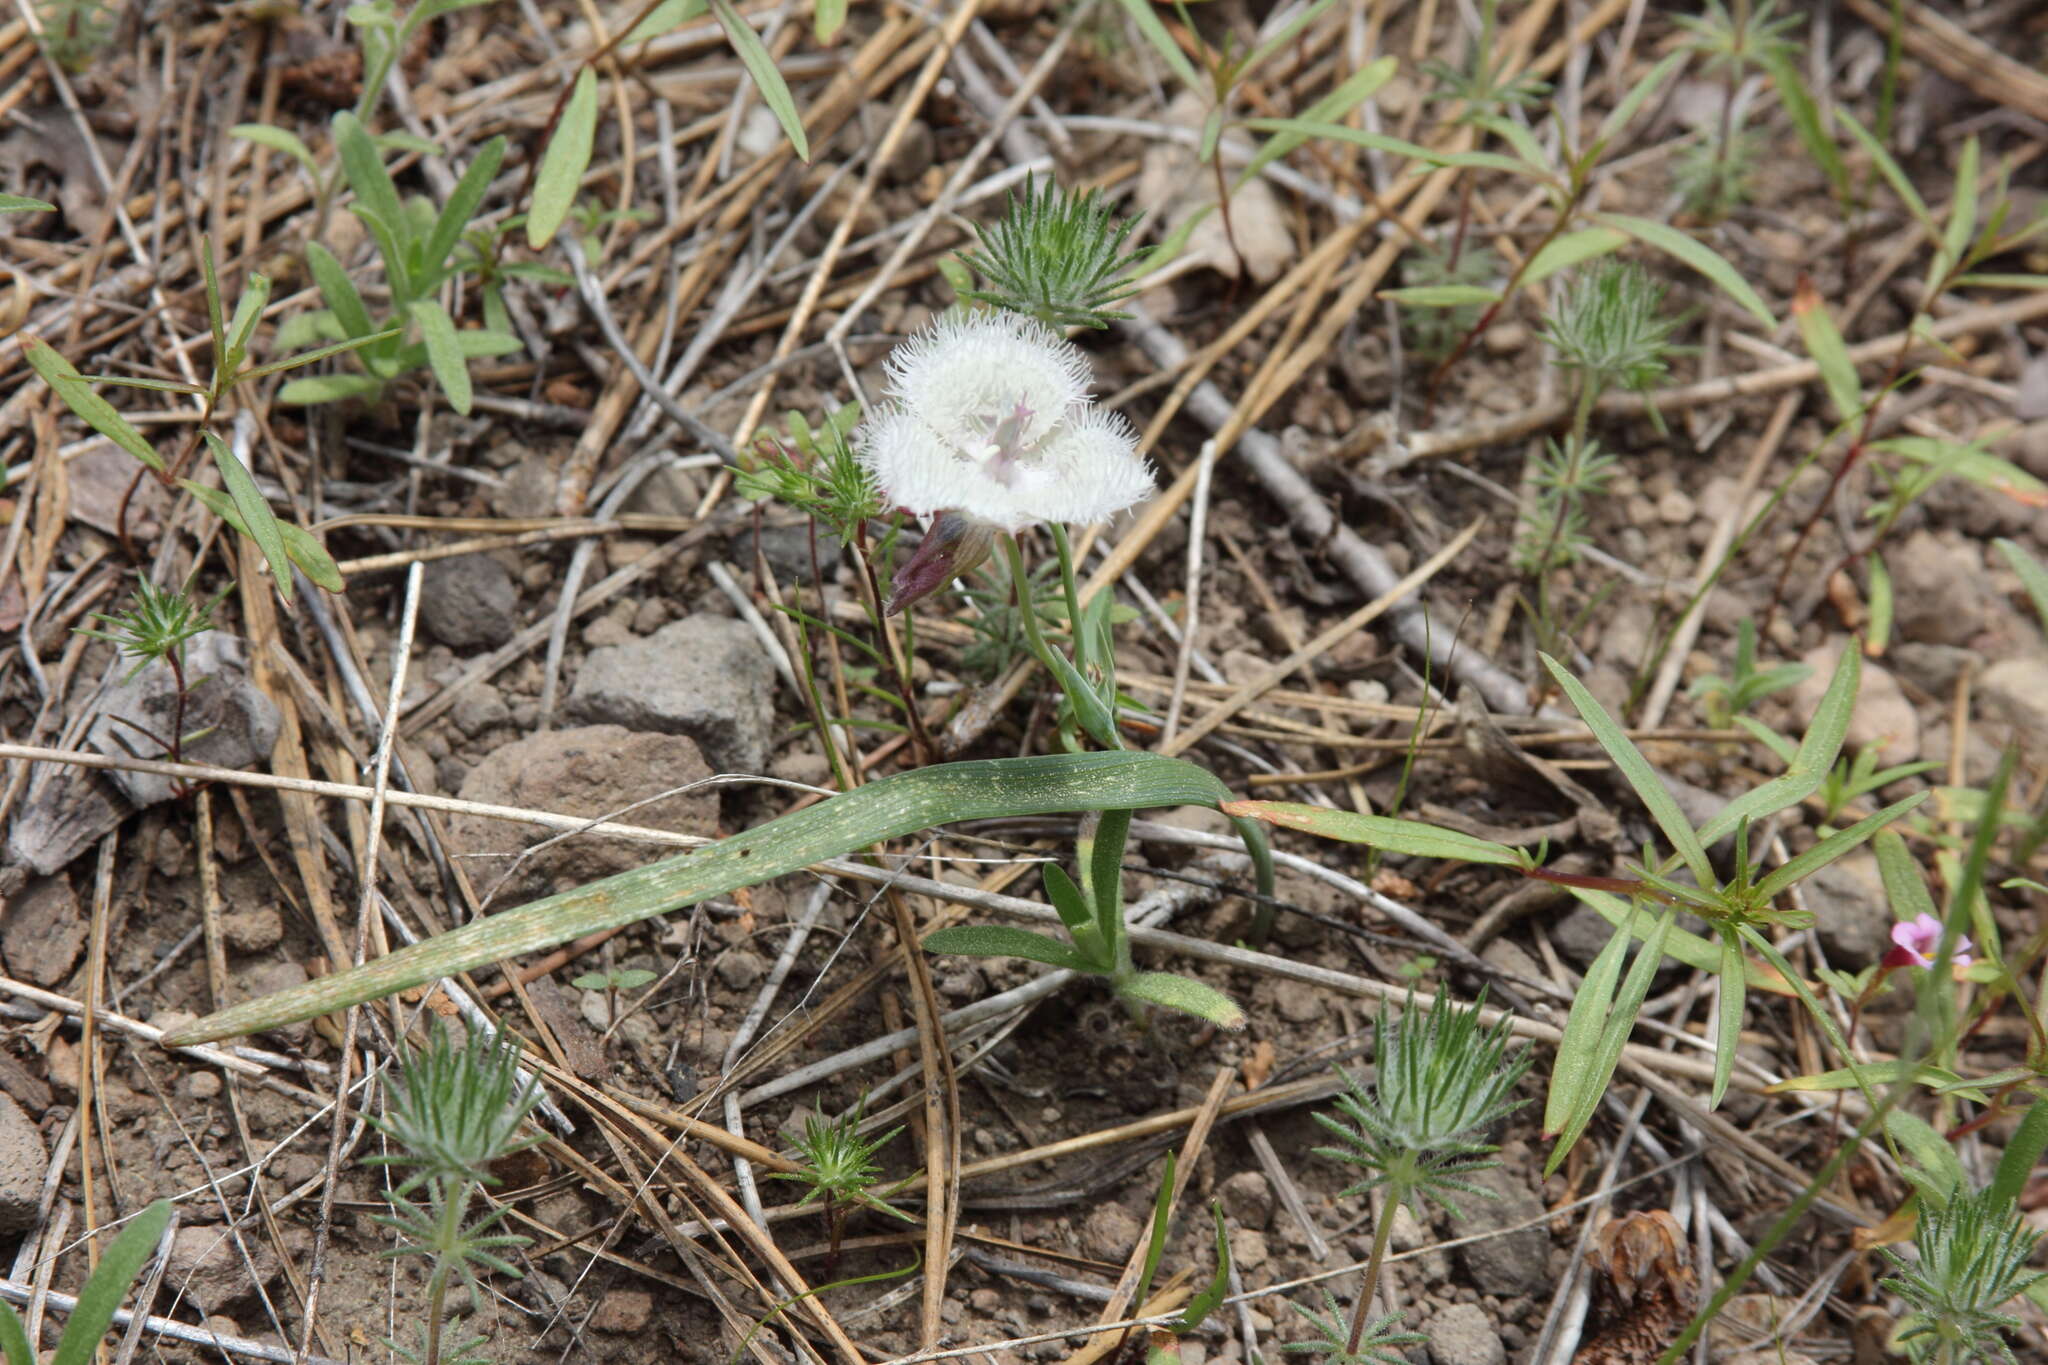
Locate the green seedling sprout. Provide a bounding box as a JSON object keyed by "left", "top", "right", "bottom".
{"left": 1688, "top": 618, "right": 1811, "bottom": 730}
{"left": 75, "top": 577, "right": 230, "bottom": 768}
{"left": 768, "top": 1094, "right": 913, "bottom": 1275}
{"left": 367, "top": 1026, "right": 544, "bottom": 1365}
{"left": 1306, "top": 988, "right": 1529, "bottom": 1361}
{"left": 1671, "top": 0, "right": 1801, "bottom": 219}
{"left": 570, "top": 967, "right": 657, "bottom": 1029}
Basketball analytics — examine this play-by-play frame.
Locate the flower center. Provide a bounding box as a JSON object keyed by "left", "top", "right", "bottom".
{"left": 968, "top": 398, "right": 1037, "bottom": 486}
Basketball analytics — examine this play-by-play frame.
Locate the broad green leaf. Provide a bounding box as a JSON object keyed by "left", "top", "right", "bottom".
{"left": 1170, "top": 1204, "right": 1232, "bottom": 1332}
{"left": 1867, "top": 551, "right": 1894, "bottom": 653}
{"left": 1117, "top": 972, "right": 1246, "bottom": 1030}
{"left": 180, "top": 484, "right": 345, "bottom": 591}
{"left": 1753, "top": 793, "right": 1926, "bottom": 900}
{"left": 239, "top": 325, "right": 407, "bottom": 384}
{"left": 52, "top": 1199, "right": 172, "bottom": 1365}
{"left": 407, "top": 298, "right": 471, "bottom": 414}
{"left": 813, "top": 0, "right": 844, "bottom": 41}
{"left": 1546, "top": 907, "right": 1675, "bottom": 1173}
{"left": 528, "top": 71, "right": 598, "bottom": 249}
{"left": 1542, "top": 654, "right": 1713, "bottom": 887}
{"left": 333, "top": 113, "right": 407, "bottom": 277}
{"left": 1544, "top": 914, "right": 1633, "bottom": 1140}
{"left": 710, "top": 0, "right": 808, "bottom": 162}
{"left": 1595, "top": 213, "right": 1776, "bottom": 328}
{"left": 1991, "top": 1102, "right": 2048, "bottom": 1208}
{"left": 1885, "top": 1110, "right": 1965, "bottom": 1202}
{"left": 1698, "top": 643, "right": 1860, "bottom": 848}
{"left": 1236, "top": 56, "right": 1396, "bottom": 185}
{"left": 20, "top": 337, "right": 164, "bottom": 472}
{"left": 923, "top": 925, "right": 1091, "bottom": 972}
{"left": 1995, "top": 538, "right": 2048, "bottom": 631}
{"left": 1838, "top": 106, "right": 1935, "bottom": 239}
{"left": 276, "top": 373, "right": 384, "bottom": 405}
{"left": 204, "top": 431, "right": 294, "bottom": 605}
{"left": 1469, "top": 113, "right": 1549, "bottom": 175}
{"left": 1793, "top": 280, "right": 1862, "bottom": 420}
{"left": 1874, "top": 829, "right": 1938, "bottom": 923}
{"left": 1764, "top": 55, "right": 1848, "bottom": 201}
{"left": 1221, "top": 801, "right": 1523, "bottom": 866}
{"left": 0, "top": 194, "right": 54, "bottom": 212}
{"left": 162, "top": 752, "right": 1242, "bottom": 1043}
{"left": 1766, "top": 1061, "right": 1968, "bottom": 1094}
{"left": 304, "top": 242, "right": 376, "bottom": 342}
{"left": 1088, "top": 807, "right": 1130, "bottom": 953}
{"left": 1711, "top": 930, "right": 1744, "bottom": 1109}
{"left": 1522, "top": 226, "right": 1628, "bottom": 286}
{"left": 232, "top": 123, "right": 320, "bottom": 179}
{"left": 1380, "top": 285, "right": 1501, "bottom": 307}
{"left": 420, "top": 135, "right": 506, "bottom": 287}
{"left": 1112, "top": 0, "right": 1199, "bottom": 92}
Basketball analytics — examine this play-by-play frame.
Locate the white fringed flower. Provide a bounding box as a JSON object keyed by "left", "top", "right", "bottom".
{"left": 857, "top": 312, "right": 1154, "bottom": 535}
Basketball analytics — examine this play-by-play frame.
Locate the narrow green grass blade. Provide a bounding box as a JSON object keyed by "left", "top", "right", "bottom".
{"left": 527, "top": 69, "right": 597, "bottom": 249}
{"left": 1699, "top": 631, "right": 1859, "bottom": 850}
{"left": 1546, "top": 906, "right": 1674, "bottom": 1174}
{"left": 1221, "top": 801, "right": 1523, "bottom": 865}
{"left": 304, "top": 242, "right": 376, "bottom": 342}
{"left": 1522, "top": 226, "right": 1628, "bottom": 285}
{"left": 1112, "top": 0, "right": 1198, "bottom": 91}
{"left": 1710, "top": 930, "right": 1744, "bottom": 1109}
{"left": 232, "top": 123, "right": 320, "bottom": 178}
{"left": 1133, "top": 1152, "right": 1176, "bottom": 1312}
{"left": 51, "top": 1199, "right": 171, "bottom": 1365}
{"left": 1991, "top": 1102, "right": 2048, "bottom": 1208}
{"left": 1752, "top": 793, "right": 1926, "bottom": 901}
{"left": 1994, "top": 538, "right": 2048, "bottom": 631}
{"left": 1542, "top": 654, "right": 1713, "bottom": 886}
{"left": 163, "top": 753, "right": 1236, "bottom": 1044}
{"left": 1543, "top": 915, "right": 1631, "bottom": 1140}
{"left": 1596, "top": 213, "right": 1776, "bottom": 328}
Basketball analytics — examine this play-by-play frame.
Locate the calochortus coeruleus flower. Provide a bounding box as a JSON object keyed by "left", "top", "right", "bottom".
{"left": 856, "top": 311, "right": 1153, "bottom": 613}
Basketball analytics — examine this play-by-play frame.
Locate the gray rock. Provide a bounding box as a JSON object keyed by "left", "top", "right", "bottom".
{"left": 1891, "top": 529, "right": 1993, "bottom": 646}
{"left": 1807, "top": 848, "right": 1892, "bottom": 967}
{"left": 1218, "top": 1171, "right": 1273, "bottom": 1231}
{"left": 2, "top": 874, "right": 85, "bottom": 986}
{"left": 1425, "top": 1304, "right": 1504, "bottom": 1365}
{"left": 1978, "top": 656, "right": 2048, "bottom": 758}
{"left": 86, "top": 633, "right": 280, "bottom": 806}
{"left": 5, "top": 768, "right": 129, "bottom": 876}
{"left": 1274, "top": 980, "right": 1322, "bottom": 1025}
{"left": 166, "top": 1224, "right": 282, "bottom": 1311}
{"left": 567, "top": 615, "right": 776, "bottom": 772}
{"left": 731, "top": 523, "right": 839, "bottom": 585}
{"left": 1455, "top": 1166, "right": 1549, "bottom": 1296}
{"left": 1889, "top": 642, "right": 1983, "bottom": 698}
{"left": 715, "top": 948, "right": 766, "bottom": 992}
{"left": 419, "top": 555, "right": 519, "bottom": 651}
{"left": 449, "top": 680, "right": 512, "bottom": 737}
{"left": 452, "top": 726, "right": 717, "bottom": 900}
{"left": 0, "top": 1093, "right": 49, "bottom": 1233}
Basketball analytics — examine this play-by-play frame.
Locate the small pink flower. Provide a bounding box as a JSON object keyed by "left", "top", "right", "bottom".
{"left": 1888, "top": 912, "right": 1972, "bottom": 970}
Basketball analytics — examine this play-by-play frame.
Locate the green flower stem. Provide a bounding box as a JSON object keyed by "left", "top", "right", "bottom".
{"left": 1346, "top": 1192, "right": 1403, "bottom": 1356}
{"left": 1046, "top": 523, "right": 1087, "bottom": 654}
{"left": 1002, "top": 533, "right": 1062, "bottom": 681}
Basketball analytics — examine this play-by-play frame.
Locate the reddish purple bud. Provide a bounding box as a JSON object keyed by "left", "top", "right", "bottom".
{"left": 884, "top": 511, "right": 994, "bottom": 617}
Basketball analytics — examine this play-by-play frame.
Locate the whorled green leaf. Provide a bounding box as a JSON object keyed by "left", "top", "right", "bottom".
{"left": 1042, "top": 862, "right": 1096, "bottom": 942}
{"left": 1221, "top": 800, "right": 1523, "bottom": 866}
{"left": 1545, "top": 906, "right": 1675, "bottom": 1173}
{"left": 709, "top": 0, "right": 808, "bottom": 162}
{"left": 239, "top": 325, "right": 407, "bottom": 385}
{"left": 420, "top": 134, "right": 506, "bottom": 289}
{"left": 1567, "top": 885, "right": 1790, "bottom": 991}
{"left": 923, "top": 924, "right": 1090, "bottom": 972}
{"left": 528, "top": 70, "right": 598, "bottom": 250}
{"left": 1117, "top": 972, "right": 1246, "bottom": 1030}
{"left": 222, "top": 273, "right": 273, "bottom": 378}
{"left": 20, "top": 336, "right": 164, "bottom": 472}
{"left": 52, "top": 1199, "right": 172, "bottom": 1365}
{"left": 1941, "top": 135, "right": 1980, "bottom": 277}
{"left": 163, "top": 753, "right": 1241, "bottom": 1044}
{"left": 1595, "top": 213, "right": 1776, "bottom": 329}
{"left": 1710, "top": 930, "right": 1744, "bottom": 1110}
{"left": 203, "top": 431, "right": 294, "bottom": 605}
{"left": 1542, "top": 654, "right": 1713, "bottom": 887}
{"left": 1544, "top": 913, "right": 1631, "bottom": 1140}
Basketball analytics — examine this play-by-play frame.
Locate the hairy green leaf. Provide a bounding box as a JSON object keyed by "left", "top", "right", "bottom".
{"left": 922, "top": 925, "right": 1090, "bottom": 972}
{"left": 529, "top": 70, "right": 598, "bottom": 249}
{"left": 20, "top": 337, "right": 164, "bottom": 472}
{"left": 710, "top": 0, "right": 808, "bottom": 161}
{"left": 52, "top": 1199, "right": 172, "bottom": 1365}
{"left": 1117, "top": 972, "right": 1246, "bottom": 1030}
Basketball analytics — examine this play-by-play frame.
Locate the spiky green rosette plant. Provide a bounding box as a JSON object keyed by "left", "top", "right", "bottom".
{"left": 957, "top": 176, "right": 1149, "bottom": 330}
{"left": 1305, "top": 989, "right": 1530, "bottom": 1360}
{"left": 769, "top": 1095, "right": 913, "bottom": 1274}
{"left": 369, "top": 1026, "right": 544, "bottom": 1365}
{"left": 1881, "top": 1186, "right": 2046, "bottom": 1365}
